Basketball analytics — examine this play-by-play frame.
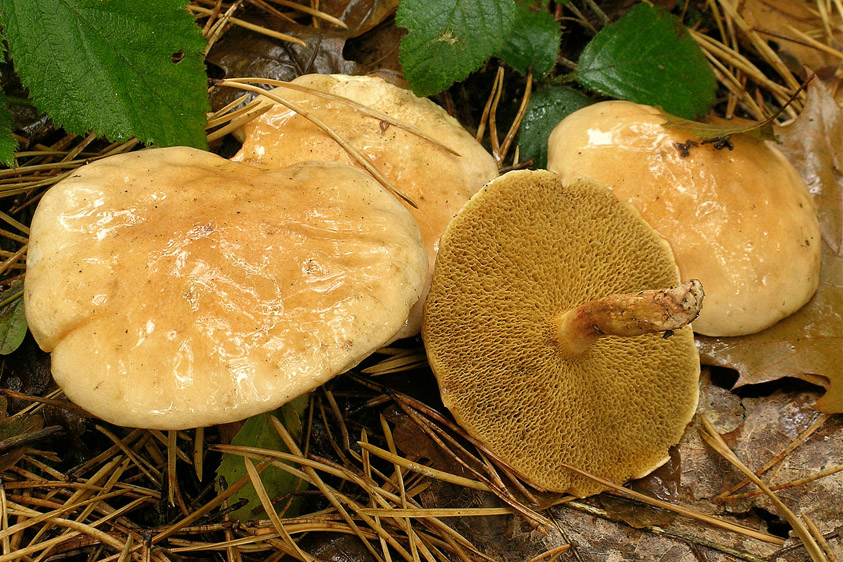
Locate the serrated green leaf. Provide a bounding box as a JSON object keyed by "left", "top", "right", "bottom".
{"left": 576, "top": 3, "right": 716, "bottom": 119}
{"left": 0, "top": 281, "right": 25, "bottom": 355}
{"left": 397, "top": 0, "right": 516, "bottom": 97}
{"left": 518, "top": 86, "right": 593, "bottom": 169}
{"left": 0, "top": 0, "right": 209, "bottom": 148}
{"left": 216, "top": 396, "right": 308, "bottom": 521}
{"left": 498, "top": 1, "right": 560, "bottom": 77}
{"left": 0, "top": 88, "right": 17, "bottom": 167}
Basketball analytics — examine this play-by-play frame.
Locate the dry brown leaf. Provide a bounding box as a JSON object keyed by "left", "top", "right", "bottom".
{"left": 777, "top": 80, "right": 843, "bottom": 254}
{"left": 674, "top": 378, "right": 843, "bottom": 561}
{"left": 738, "top": 0, "right": 843, "bottom": 74}
{"left": 697, "top": 83, "right": 843, "bottom": 414}
{"left": 318, "top": 0, "right": 398, "bottom": 38}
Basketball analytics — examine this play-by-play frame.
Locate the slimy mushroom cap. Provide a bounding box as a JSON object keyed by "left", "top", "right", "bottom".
{"left": 547, "top": 100, "right": 821, "bottom": 336}
{"left": 25, "top": 147, "right": 427, "bottom": 429}
{"left": 234, "top": 74, "right": 499, "bottom": 337}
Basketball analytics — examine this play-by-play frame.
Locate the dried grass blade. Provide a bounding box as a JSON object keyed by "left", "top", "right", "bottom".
{"left": 379, "top": 415, "right": 421, "bottom": 561}
{"left": 194, "top": 427, "right": 205, "bottom": 482}
{"left": 206, "top": 97, "right": 267, "bottom": 127}
{"left": 262, "top": 0, "right": 347, "bottom": 28}
{"left": 699, "top": 417, "right": 826, "bottom": 560}
{"left": 96, "top": 426, "right": 161, "bottom": 484}
{"left": 728, "top": 462, "right": 843, "bottom": 500}
{"left": 527, "top": 544, "right": 571, "bottom": 562}
{"left": 189, "top": 5, "right": 306, "bottom": 46}
{"left": 167, "top": 430, "right": 178, "bottom": 507}
{"left": 488, "top": 67, "right": 506, "bottom": 165}
{"left": 0, "top": 491, "right": 136, "bottom": 540}
{"left": 556, "top": 459, "right": 783, "bottom": 544}
{"left": 116, "top": 535, "right": 134, "bottom": 562}
{"left": 68, "top": 429, "right": 144, "bottom": 480}
{"left": 804, "top": 514, "right": 840, "bottom": 562}
{"left": 0, "top": 481, "right": 8, "bottom": 556}
{"left": 395, "top": 400, "right": 554, "bottom": 530}
{"left": 362, "top": 353, "right": 428, "bottom": 375}
{"left": 26, "top": 456, "right": 124, "bottom": 546}
{"left": 0, "top": 498, "right": 145, "bottom": 562}
{"left": 717, "top": 413, "right": 829, "bottom": 499}
{"left": 270, "top": 416, "right": 387, "bottom": 562}
{"left": 714, "top": 0, "right": 803, "bottom": 95}
{"left": 151, "top": 459, "right": 272, "bottom": 544}
{"left": 359, "top": 442, "right": 489, "bottom": 492}
{"left": 71, "top": 459, "right": 130, "bottom": 527}
{"left": 498, "top": 71, "right": 532, "bottom": 164}
{"left": 358, "top": 507, "right": 517, "bottom": 518}
{"left": 690, "top": 28, "right": 792, "bottom": 102}
{"left": 243, "top": 458, "right": 314, "bottom": 562}
{"left": 215, "top": 80, "right": 417, "bottom": 208}
{"left": 783, "top": 24, "right": 843, "bottom": 60}
{"left": 0, "top": 211, "right": 28, "bottom": 235}
{"left": 222, "top": 77, "right": 461, "bottom": 156}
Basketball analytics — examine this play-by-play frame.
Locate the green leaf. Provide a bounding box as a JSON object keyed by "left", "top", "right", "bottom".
{"left": 518, "top": 86, "right": 593, "bottom": 169}
{"left": 216, "top": 396, "right": 309, "bottom": 521}
{"left": 0, "top": 0, "right": 209, "bottom": 148}
{"left": 0, "top": 88, "right": 17, "bottom": 167}
{"left": 0, "top": 281, "right": 26, "bottom": 355}
{"left": 576, "top": 3, "right": 716, "bottom": 119}
{"left": 498, "top": 1, "right": 560, "bottom": 77}
{"left": 656, "top": 109, "right": 778, "bottom": 144}
{"left": 397, "top": 0, "right": 516, "bottom": 97}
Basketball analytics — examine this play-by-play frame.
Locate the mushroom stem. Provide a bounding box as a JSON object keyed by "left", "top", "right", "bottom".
{"left": 553, "top": 280, "right": 704, "bottom": 356}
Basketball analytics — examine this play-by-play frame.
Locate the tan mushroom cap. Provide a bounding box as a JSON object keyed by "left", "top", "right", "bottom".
{"left": 25, "top": 147, "right": 427, "bottom": 430}
{"left": 233, "top": 74, "right": 499, "bottom": 337}
{"left": 422, "top": 170, "right": 700, "bottom": 497}
{"left": 547, "top": 100, "right": 822, "bottom": 336}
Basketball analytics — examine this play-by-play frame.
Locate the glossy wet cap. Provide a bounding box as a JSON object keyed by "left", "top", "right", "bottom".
{"left": 547, "top": 100, "right": 821, "bottom": 336}
{"left": 422, "top": 170, "right": 700, "bottom": 496}
{"left": 25, "top": 147, "right": 427, "bottom": 429}
{"left": 233, "top": 73, "right": 499, "bottom": 338}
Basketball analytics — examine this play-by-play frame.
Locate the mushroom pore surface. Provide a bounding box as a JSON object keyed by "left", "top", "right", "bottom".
{"left": 233, "top": 74, "right": 499, "bottom": 337}
{"left": 547, "top": 100, "right": 821, "bottom": 336}
{"left": 422, "top": 170, "right": 700, "bottom": 497}
{"left": 25, "top": 147, "right": 427, "bottom": 429}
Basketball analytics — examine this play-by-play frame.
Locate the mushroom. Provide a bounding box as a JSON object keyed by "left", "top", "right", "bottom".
{"left": 547, "top": 100, "right": 822, "bottom": 337}
{"left": 422, "top": 170, "right": 701, "bottom": 497}
{"left": 24, "top": 147, "right": 427, "bottom": 430}
{"left": 232, "top": 74, "right": 500, "bottom": 338}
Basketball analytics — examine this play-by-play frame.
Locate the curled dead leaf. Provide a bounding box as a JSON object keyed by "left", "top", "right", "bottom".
{"left": 697, "top": 83, "right": 843, "bottom": 414}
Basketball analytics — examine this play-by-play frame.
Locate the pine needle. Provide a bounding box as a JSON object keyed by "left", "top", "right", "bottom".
{"left": 699, "top": 416, "right": 827, "bottom": 561}
{"left": 221, "top": 77, "right": 462, "bottom": 156}
{"left": 215, "top": 79, "right": 418, "bottom": 209}
{"left": 189, "top": 5, "right": 306, "bottom": 46}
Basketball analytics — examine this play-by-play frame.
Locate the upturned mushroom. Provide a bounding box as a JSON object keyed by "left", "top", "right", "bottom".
{"left": 423, "top": 170, "right": 702, "bottom": 497}
{"left": 547, "top": 100, "right": 821, "bottom": 337}
{"left": 24, "top": 147, "right": 427, "bottom": 430}
{"left": 232, "top": 74, "right": 500, "bottom": 338}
